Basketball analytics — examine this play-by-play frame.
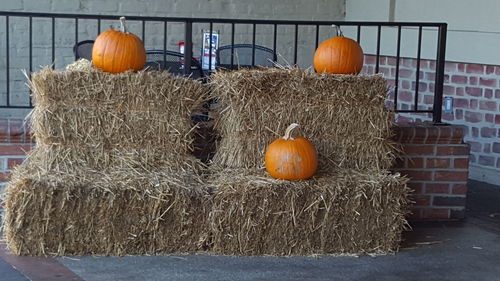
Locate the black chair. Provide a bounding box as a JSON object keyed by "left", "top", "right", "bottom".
{"left": 145, "top": 50, "right": 204, "bottom": 79}
{"left": 73, "top": 40, "right": 95, "bottom": 60}
{"left": 216, "top": 44, "right": 277, "bottom": 70}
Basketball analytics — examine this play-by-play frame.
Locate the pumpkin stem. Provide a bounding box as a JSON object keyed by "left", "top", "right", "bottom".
{"left": 119, "top": 16, "right": 127, "bottom": 33}
{"left": 332, "top": 24, "right": 343, "bottom": 37}
{"left": 283, "top": 123, "right": 300, "bottom": 140}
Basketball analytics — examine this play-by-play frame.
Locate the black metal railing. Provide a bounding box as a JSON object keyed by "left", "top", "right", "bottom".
{"left": 0, "top": 11, "right": 447, "bottom": 123}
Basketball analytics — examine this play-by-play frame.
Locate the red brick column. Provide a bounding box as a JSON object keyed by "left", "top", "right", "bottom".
{"left": 393, "top": 123, "right": 470, "bottom": 221}
{"left": 0, "top": 119, "right": 35, "bottom": 196}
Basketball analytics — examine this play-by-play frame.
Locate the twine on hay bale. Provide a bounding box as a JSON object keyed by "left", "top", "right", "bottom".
{"left": 208, "top": 168, "right": 410, "bottom": 256}
{"left": 209, "top": 67, "right": 398, "bottom": 171}
{"left": 3, "top": 164, "right": 211, "bottom": 256}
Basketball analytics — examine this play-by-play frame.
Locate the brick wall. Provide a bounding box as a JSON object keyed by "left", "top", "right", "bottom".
{"left": 363, "top": 55, "right": 499, "bottom": 185}
{"left": 392, "top": 124, "right": 469, "bottom": 220}
{"left": 0, "top": 119, "right": 34, "bottom": 201}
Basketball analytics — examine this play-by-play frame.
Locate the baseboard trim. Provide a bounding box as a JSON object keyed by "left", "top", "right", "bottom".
{"left": 469, "top": 164, "right": 500, "bottom": 185}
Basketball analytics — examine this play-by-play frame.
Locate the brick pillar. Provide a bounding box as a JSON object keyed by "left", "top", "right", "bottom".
{"left": 393, "top": 123, "right": 470, "bottom": 221}
{"left": 0, "top": 119, "right": 35, "bottom": 199}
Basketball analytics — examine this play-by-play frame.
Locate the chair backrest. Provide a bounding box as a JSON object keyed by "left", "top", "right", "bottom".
{"left": 146, "top": 50, "right": 204, "bottom": 79}
{"left": 73, "top": 40, "right": 95, "bottom": 60}
{"left": 216, "top": 44, "right": 277, "bottom": 69}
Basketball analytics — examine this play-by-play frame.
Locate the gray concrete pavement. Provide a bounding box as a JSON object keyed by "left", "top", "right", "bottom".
{"left": 0, "top": 257, "right": 28, "bottom": 281}
{"left": 57, "top": 219, "right": 500, "bottom": 281}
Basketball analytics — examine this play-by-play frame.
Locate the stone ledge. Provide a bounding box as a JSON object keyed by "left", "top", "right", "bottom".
{"left": 393, "top": 122, "right": 467, "bottom": 144}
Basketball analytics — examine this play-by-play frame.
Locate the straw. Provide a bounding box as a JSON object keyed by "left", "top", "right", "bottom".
{"left": 209, "top": 67, "right": 398, "bottom": 171}
{"left": 3, "top": 164, "right": 211, "bottom": 256}
{"left": 208, "top": 168, "right": 410, "bottom": 256}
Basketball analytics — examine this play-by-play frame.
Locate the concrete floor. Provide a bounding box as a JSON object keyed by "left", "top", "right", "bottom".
{"left": 56, "top": 219, "right": 500, "bottom": 281}
{"left": 0, "top": 257, "right": 27, "bottom": 281}
{"left": 1, "top": 180, "right": 499, "bottom": 281}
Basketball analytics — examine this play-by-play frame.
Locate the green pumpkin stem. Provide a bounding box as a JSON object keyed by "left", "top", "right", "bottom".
{"left": 120, "top": 16, "right": 127, "bottom": 33}
{"left": 283, "top": 123, "right": 300, "bottom": 140}
{"left": 332, "top": 24, "right": 343, "bottom": 37}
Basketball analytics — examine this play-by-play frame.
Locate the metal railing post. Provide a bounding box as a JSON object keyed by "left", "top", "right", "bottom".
{"left": 433, "top": 24, "right": 447, "bottom": 124}
{"left": 375, "top": 25, "right": 381, "bottom": 73}
{"left": 183, "top": 20, "right": 193, "bottom": 75}
{"left": 414, "top": 26, "right": 422, "bottom": 111}
{"left": 51, "top": 17, "right": 55, "bottom": 69}
{"left": 5, "top": 15, "right": 10, "bottom": 107}
{"left": 209, "top": 22, "right": 213, "bottom": 71}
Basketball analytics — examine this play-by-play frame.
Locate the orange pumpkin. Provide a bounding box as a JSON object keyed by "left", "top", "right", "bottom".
{"left": 265, "top": 123, "right": 318, "bottom": 181}
{"left": 92, "top": 17, "right": 146, "bottom": 74}
{"left": 313, "top": 25, "right": 364, "bottom": 75}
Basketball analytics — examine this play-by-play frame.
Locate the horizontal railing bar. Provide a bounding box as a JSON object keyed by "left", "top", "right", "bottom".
{"left": 395, "top": 110, "right": 434, "bottom": 113}
{"left": 0, "top": 11, "right": 447, "bottom": 27}
{"left": 0, "top": 106, "right": 33, "bottom": 109}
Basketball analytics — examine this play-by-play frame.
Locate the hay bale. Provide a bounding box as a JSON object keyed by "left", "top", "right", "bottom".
{"left": 3, "top": 164, "right": 210, "bottom": 256}
{"left": 209, "top": 68, "right": 396, "bottom": 171}
{"left": 28, "top": 68, "right": 208, "bottom": 171}
{"left": 208, "top": 168, "right": 410, "bottom": 256}
{"left": 31, "top": 68, "right": 206, "bottom": 115}
{"left": 3, "top": 67, "right": 211, "bottom": 256}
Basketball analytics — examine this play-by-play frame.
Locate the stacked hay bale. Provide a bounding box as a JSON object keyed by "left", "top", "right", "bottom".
{"left": 208, "top": 68, "right": 410, "bottom": 255}
{"left": 3, "top": 68, "right": 210, "bottom": 256}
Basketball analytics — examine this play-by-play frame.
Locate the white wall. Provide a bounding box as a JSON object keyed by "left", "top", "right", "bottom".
{"left": 346, "top": 0, "right": 500, "bottom": 65}
{"left": 346, "top": 0, "right": 392, "bottom": 21}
